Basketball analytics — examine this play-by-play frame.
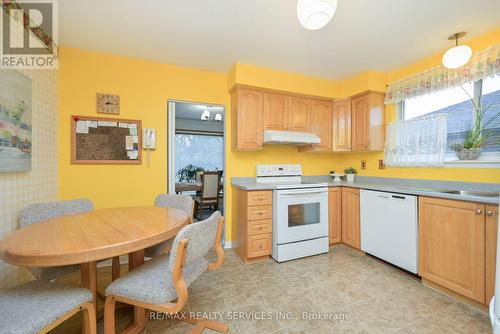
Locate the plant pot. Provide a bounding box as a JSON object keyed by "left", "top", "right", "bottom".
{"left": 346, "top": 174, "right": 356, "bottom": 183}
{"left": 455, "top": 148, "right": 482, "bottom": 160}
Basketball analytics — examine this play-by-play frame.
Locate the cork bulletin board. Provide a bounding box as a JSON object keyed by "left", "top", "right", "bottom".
{"left": 71, "top": 115, "right": 142, "bottom": 164}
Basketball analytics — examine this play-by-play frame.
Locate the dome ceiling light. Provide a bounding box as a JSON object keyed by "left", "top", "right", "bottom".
{"left": 442, "top": 32, "right": 472, "bottom": 69}
{"left": 297, "top": 0, "right": 337, "bottom": 31}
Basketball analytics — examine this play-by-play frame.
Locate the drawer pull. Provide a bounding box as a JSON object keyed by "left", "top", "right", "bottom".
{"left": 475, "top": 209, "right": 482, "bottom": 215}
{"left": 487, "top": 210, "right": 494, "bottom": 216}
{"left": 259, "top": 245, "right": 263, "bottom": 249}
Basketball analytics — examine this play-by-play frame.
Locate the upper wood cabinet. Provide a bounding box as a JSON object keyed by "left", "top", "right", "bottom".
{"left": 486, "top": 205, "right": 499, "bottom": 304}
{"left": 288, "top": 97, "right": 311, "bottom": 132}
{"left": 351, "top": 91, "right": 385, "bottom": 152}
{"left": 329, "top": 188, "right": 342, "bottom": 244}
{"left": 419, "top": 197, "right": 486, "bottom": 303}
{"left": 341, "top": 187, "right": 360, "bottom": 249}
{"left": 263, "top": 93, "right": 289, "bottom": 131}
{"left": 333, "top": 99, "right": 351, "bottom": 152}
{"left": 299, "top": 100, "right": 333, "bottom": 152}
{"left": 231, "top": 88, "right": 263, "bottom": 151}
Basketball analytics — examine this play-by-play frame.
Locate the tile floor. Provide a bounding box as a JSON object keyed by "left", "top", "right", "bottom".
{"left": 52, "top": 245, "right": 491, "bottom": 334}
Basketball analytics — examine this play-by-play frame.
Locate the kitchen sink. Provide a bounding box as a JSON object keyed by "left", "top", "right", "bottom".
{"left": 436, "top": 190, "right": 499, "bottom": 197}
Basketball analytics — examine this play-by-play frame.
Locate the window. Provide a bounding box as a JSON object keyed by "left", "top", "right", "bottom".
{"left": 399, "top": 76, "right": 500, "bottom": 159}
{"left": 175, "top": 133, "right": 223, "bottom": 182}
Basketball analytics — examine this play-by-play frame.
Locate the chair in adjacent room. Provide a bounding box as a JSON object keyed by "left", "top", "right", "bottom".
{"left": 0, "top": 280, "right": 96, "bottom": 334}
{"left": 19, "top": 199, "right": 122, "bottom": 282}
{"left": 144, "top": 194, "right": 195, "bottom": 258}
{"left": 193, "top": 171, "right": 221, "bottom": 220}
{"left": 104, "top": 211, "right": 227, "bottom": 334}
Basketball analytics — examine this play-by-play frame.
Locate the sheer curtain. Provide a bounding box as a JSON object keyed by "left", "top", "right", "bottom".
{"left": 384, "top": 115, "right": 448, "bottom": 167}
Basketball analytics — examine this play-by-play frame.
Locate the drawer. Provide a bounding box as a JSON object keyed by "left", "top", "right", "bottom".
{"left": 247, "top": 191, "right": 272, "bottom": 206}
{"left": 247, "top": 234, "right": 272, "bottom": 258}
{"left": 248, "top": 219, "right": 272, "bottom": 236}
{"left": 248, "top": 205, "right": 272, "bottom": 221}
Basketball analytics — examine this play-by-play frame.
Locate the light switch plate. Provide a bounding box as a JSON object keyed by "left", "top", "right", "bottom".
{"left": 361, "top": 160, "right": 367, "bottom": 169}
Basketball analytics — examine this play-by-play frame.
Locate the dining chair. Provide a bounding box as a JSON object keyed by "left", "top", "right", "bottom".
{"left": 0, "top": 279, "right": 96, "bottom": 334}
{"left": 19, "top": 199, "right": 122, "bottom": 282}
{"left": 193, "top": 171, "right": 221, "bottom": 220}
{"left": 104, "top": 211, "right": 227, "bottom": 334}
{"left": 144, "top": 194, "right": 195, "bottom": 258}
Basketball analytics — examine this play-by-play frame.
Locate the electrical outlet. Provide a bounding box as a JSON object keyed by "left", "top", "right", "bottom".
{"left": 361, "top": 160, "right": 367, "bottom": 169}
{"left": 379, "top": 159, "right": 385, "bottom": 169}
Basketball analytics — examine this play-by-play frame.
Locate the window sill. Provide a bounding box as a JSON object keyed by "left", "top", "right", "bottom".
{"left": 444, "top": 159, "right": 500, "bottom": 168}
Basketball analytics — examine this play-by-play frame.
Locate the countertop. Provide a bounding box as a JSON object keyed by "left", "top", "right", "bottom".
{"left": 231, "top": 176, "right": 500, "bottom": 205}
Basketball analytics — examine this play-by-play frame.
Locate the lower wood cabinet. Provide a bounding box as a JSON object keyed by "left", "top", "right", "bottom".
{"left": 341, "top": 187, "right": 360, "bottom": 249}
{"left": 486, "top": 205, "right": 499, "bottom": 304}
{"left": 232, "top": 188, "right": 273, "bottom": 262}
{"left": 419, "top": 196, "right": 488, "bottom": 303}
{"left": 329, "top": 188, "right": 342, "bottom": 244}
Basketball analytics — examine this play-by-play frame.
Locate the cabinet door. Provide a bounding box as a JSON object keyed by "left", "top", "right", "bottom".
{"left": 419, "top": 197, "right": 485, "bottom": 302}
{"left": 486, "top": 205, "right": 499, "bottom": 304}
{"left": 351, "top": 95, "right": 369, "bottom": 151}
{"left": 341, "top": 187, "right": 360, "bottom": 248}
{"left": 329, "top": 188, "right": 342, "bottom": 244}
{"left": 333, "top": 99, "right": 351, "bottom": 151}
{"left": 309, "top": 100, "right": 333, "bottom": 151}
{"left": 234, "top": 89, "right": 263, "bottom": 150}
{"left": 263, "top": 93, "right": 288, "bottom": 131}
{"left": 288, "top": 97, "right": 311, "bottom": 132}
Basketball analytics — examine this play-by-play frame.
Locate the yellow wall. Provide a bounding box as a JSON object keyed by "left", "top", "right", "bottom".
{"left": 336, "top": 28, "right": 500, "bottom": 183}
{"left": 59, "top": 28, "right": 500, "bottom": 243}
{"left": 59, "top": 47, "right": 229, "bottom": 209}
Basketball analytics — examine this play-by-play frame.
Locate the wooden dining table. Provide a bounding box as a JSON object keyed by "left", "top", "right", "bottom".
{"left": 175, "top": 181, "right": 224, "bottom": 193}
{"left": 0, "top": 206, "right": 190, "bottom": 334}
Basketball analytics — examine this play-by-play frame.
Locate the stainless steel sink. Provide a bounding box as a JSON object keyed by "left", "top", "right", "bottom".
{"left": 436, "top": 190, "right": 499, "bottom": 197}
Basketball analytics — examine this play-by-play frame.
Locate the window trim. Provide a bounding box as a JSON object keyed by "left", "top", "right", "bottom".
{"left": 398, "top": 79, "right": 500, "bottom": 167}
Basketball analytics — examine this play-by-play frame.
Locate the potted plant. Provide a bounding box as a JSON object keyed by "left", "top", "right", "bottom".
{"left": 452, "top": 95, "right": 500, "bottom": 160}
{"left": 344, "top": 167, "right": 357, "bottom": 183}
{"left": 176, "top": 164, "right": 204, "bottom": 183}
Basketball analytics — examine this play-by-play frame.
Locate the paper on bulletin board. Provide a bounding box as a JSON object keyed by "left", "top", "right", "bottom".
{"left": 87, "top": 121, "right": 98, "bottom": 128}
{"left": 118, "top": 122, "right": 128, "bottom": 128}
{"left": 129, "top": 127, "right": 138, "bottom": 136}
{"left": 76, "top": 120, "right": 89, "bottom": 134}
{"left": 127, "top": 150, "right": 138, "bottom": 160}
{"left": 125, "top": 136, "right": 133, "bottom": 150}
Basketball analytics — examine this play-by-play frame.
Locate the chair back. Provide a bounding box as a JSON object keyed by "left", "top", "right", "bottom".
{"left": 201, "top": 172, "right": 220, "bottom": 200}
{"left": 168, "top": 211, "right": 221, "bottom": 272}
{"left": 19, "top": 199, "right": 94, "bottom": 228}
{"left": 154, "top": 194, "right": 194, "bottom": 218}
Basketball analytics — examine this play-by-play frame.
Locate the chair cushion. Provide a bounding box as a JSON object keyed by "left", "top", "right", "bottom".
{"left": 105, "top": 253, "right": 208, "bottom": 305}
{"left": 0, "top": 280, "right": 92, "bottom": 334}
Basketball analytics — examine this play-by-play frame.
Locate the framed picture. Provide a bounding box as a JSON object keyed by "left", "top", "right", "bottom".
{"left": 0, "top": 70, "right": 32, "bottom": 172}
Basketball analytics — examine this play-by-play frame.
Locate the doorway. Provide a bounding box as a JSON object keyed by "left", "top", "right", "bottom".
{"left": 167, "top": 100, "right": 226, "bottom": 222}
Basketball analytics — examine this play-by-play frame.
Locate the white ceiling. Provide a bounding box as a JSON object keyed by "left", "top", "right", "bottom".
{"left": 59, "top": 0, "right": 500, "bottom": 80}
{"left": 175, "top": 102, "right": 224, "bottom": 120}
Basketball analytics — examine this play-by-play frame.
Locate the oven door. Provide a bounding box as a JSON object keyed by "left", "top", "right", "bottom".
{"left": 275, "top": 187, "right": 328, "bottom": 244}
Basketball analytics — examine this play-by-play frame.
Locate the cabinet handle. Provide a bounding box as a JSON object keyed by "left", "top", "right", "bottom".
{"left": 476, "top": 209, "right": 482, "bottom": 215}
{"left": 487, "top": 210, "right": 494, "bottom": 216}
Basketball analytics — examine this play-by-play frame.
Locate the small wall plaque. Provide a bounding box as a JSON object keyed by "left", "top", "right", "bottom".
{"left": 96, "top": 93, "right": 120, "bottom": 114}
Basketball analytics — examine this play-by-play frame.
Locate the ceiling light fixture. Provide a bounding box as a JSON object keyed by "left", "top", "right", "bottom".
{"left": 442, "top": 32, "right": 472, "bottom": 69}
{"left": 297, "top": 0, "right": 337, "bottom": 31}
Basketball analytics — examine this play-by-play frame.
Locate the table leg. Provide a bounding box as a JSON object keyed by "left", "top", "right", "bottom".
{"left": 81, "top": 261, "right": 97, "bottom": 334}
{"left": 121, "top": 249, "right": 147, "bottom": 334}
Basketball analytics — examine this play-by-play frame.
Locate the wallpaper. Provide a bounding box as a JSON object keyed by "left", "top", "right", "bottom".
{"left": 0, "top": 69, "right": 58, "bottom": 289}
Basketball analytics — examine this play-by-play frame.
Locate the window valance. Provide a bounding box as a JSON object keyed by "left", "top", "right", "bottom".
{"left": 385, "top": 44, "right": 500, "bottom": 105}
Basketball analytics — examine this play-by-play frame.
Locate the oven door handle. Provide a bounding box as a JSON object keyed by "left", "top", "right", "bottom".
{"left": 277, "top": 188, "right": 328, "bottom": 196}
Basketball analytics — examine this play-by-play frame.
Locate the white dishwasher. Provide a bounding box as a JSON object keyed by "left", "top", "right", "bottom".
{"left": 360, "top": 189, "right": 418, "bottom": 273}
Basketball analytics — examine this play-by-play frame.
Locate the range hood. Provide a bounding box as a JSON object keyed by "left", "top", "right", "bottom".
{"left": 263, "top": 130, "right": 321, "bottom": 146}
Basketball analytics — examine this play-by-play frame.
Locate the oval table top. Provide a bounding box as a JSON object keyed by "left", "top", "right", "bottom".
{"left": 0, "top": 206, "right": 189, "bottom": 267}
